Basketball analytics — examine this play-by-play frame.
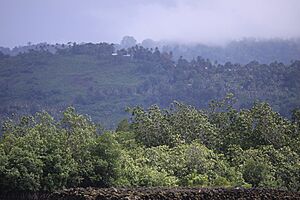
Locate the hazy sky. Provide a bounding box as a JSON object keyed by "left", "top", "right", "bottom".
{"left": 1, "top": 0, "right": 300, "bottom": 47}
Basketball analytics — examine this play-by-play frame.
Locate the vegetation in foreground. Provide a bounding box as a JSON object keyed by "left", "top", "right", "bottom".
{"left": 0, "top": 96, "right": 299, "bottom": 192}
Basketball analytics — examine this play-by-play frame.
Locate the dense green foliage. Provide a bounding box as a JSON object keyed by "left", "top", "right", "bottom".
{"left": 0, "top": 42, "right": 300, "bottom": 128}
{"left": 0, "top": 98, "right": 299, "bottom": 191}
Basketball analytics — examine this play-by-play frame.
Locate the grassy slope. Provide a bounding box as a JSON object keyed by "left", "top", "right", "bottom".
{"left": 0, "top": 54, "right": 146, "bottom": 128}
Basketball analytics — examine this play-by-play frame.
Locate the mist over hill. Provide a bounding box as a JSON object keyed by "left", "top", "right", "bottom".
{"left": 159, "top": 38, "right": 300, "bottom": 64}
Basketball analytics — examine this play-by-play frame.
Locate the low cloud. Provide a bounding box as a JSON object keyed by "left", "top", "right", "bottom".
{"left": 1, "top": 0, "right": 300, "bottom": 47}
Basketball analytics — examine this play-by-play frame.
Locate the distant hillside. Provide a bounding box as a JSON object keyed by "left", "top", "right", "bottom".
{"left": 0, "top": 42, "right": 300, "bottom": 128}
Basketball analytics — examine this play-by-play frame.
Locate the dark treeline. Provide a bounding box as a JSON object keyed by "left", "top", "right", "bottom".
{"left": 0, "top": 97, "right": 299, "bottom": 192}
{"left": 0, "top": 42, "right": 299, "bottom": 128}
{"left": 2, "top": 38, "right": 300, "bottom": 64}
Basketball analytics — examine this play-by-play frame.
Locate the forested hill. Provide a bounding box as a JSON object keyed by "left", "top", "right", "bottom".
{"left": 0, "top": 42, "right": 300, "bottom": 128}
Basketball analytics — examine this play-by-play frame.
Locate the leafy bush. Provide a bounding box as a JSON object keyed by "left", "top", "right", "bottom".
{"left": 0, "top": 100, "right": 299, "bottom": 191}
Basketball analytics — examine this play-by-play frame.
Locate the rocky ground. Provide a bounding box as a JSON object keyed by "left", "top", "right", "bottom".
{"left": 1, "top": 187, "right": 300, "bottom": 200}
